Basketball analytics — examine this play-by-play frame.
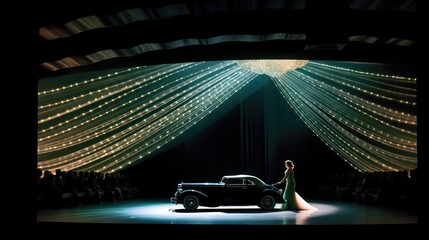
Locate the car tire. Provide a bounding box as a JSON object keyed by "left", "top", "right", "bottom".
{"left": 259, "top": 195, "right": 276, "bottom": 210}
{"left": 183, "top": 195, "right": 200, "bottom": 210}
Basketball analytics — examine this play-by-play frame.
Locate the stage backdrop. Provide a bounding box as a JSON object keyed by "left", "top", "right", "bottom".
{"left": 122, "top": 75, "right": 355, "bottom": 198}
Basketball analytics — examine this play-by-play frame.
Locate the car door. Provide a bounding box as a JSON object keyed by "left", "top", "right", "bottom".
{"left": 243, "top": 179, "right": 262, "bottom": 205}
{"left": 224, "top": 178, "right": 251, "bottom": 205}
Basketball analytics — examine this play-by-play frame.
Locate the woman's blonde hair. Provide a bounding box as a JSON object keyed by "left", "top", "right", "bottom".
{"left": 285, "top": 160, "right": 294, "bottom": 169}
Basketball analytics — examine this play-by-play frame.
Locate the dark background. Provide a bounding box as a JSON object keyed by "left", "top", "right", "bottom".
{"left": 121, "top": 73, "right": 355, "bottom": 199}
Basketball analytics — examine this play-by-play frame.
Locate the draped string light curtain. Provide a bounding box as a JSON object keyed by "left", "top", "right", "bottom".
{"left": 38, "top": 61, "right": 258, "bottom": 172}
{"left": 272, "top": 62, "right": 416, "bottom": 172}
{"left": 38, "top": 60, "right": 417, "bottom": 173}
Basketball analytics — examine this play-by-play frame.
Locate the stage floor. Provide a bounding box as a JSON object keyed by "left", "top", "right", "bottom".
{"left": 36, "top": 199, "right": 417, "bottom": 225}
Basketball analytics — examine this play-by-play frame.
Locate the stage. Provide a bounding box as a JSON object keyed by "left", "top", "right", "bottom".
{"left": 36, "top": 199, "right": 417, "bottom": 225}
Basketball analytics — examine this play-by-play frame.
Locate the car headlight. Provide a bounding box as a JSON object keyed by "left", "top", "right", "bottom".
{"left": 178, "top": 183, "right": 182, "bottom": 191}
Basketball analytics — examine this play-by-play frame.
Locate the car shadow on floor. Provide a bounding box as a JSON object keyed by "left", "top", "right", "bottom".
{"left": 172, "top": 208, "right": 285, "bottom": 213}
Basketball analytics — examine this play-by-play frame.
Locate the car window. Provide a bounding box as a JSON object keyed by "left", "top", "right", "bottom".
{"left": 248, "top": 177, "right": 265, "bottom": 186}
{"left": 228, "top": 178, "right": 244, "bottom": 185}
{"left": 245, "top": 179, "right": 255, "bottom": 185}
{"left": 221, "top": 176, "right": 266, "bottom": 186}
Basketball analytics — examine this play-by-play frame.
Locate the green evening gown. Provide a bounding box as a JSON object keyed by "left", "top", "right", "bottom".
{"left": 282, "top": 169, "right": 317, "bottom": 211}
{"left": 282, "top": 169, "right": 297, "bottom": 210}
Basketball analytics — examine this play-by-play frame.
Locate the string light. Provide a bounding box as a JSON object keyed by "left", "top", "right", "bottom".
{"left": 38, "top": 61, "right": 258, "bottom": 172}
{"left": 272, "top": 63, "right": 416, "bottom": 172}
{"left": 38, "top": 60, "right": 416, "bottom": 173}
{"left": 236, "top": 59, "right": 309, "bottom": 77}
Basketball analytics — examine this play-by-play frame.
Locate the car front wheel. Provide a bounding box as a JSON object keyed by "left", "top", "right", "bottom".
{"left": 259, "top": 195, "right": 276, "bottom": 210}
{"left": 183, "top": 195, "right": 200, "bottom": 210}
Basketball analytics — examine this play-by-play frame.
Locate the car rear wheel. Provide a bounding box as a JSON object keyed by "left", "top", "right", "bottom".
{"left": 259, "top": 195, "right": 276, "bottom": 210}
{"left": 183, "top": 195, "right": 200, "bottom": 210}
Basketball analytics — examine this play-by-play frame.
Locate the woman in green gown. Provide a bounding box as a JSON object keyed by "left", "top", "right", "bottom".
{"left": 275, "top": 160, "right": 316, "bottom": 210}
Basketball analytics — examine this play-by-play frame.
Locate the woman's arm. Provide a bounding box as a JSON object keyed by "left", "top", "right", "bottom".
{"left": 276, "top": 177, "right": 285, "bottom": 185}
{"left": 276, "top": 170, "right": 290, "bottom": 184}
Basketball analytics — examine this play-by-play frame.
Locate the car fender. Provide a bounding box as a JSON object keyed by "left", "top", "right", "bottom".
{"left": 177, "top": 189, "right": 209, "bottom": 201}
{"left": 261, "top": 189, "right": 284, "bottom": 202}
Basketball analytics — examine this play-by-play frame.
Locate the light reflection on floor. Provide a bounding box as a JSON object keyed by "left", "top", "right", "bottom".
{"left": 36, "top": 199, "right": 417, "bottom": 225}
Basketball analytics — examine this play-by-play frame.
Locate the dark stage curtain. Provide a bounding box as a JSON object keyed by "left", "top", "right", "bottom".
{"left": 122, "top": 76, "right": 355, "bottom": 198}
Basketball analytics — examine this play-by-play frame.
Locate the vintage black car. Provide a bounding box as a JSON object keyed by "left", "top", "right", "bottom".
{"left": 171, "top": 174, "right": 284, "bottom": 210}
